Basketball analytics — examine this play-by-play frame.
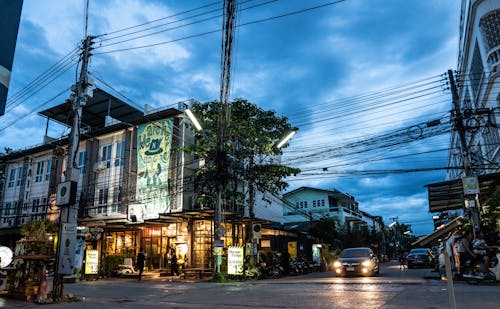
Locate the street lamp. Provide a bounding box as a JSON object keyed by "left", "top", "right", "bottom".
{"left": 185, "top": 109, "right": 203, "bottom": 131}
{"left": 276, "top": 131, "right": 296, "bottom": 149}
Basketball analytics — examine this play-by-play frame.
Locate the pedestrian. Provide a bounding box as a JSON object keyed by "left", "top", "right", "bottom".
{"left": 137, "top": 248, "right": 146, "bottom": 282}
{"left": 398, "top": 249, "right": 407, "bottom": 270}
{"left": 171, "top": 253, "right": 178, "bottom": 278}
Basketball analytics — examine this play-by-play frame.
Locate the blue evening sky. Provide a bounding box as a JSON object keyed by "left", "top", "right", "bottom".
{"left": 0, "top": 0, "right": 462, "bottom": 235}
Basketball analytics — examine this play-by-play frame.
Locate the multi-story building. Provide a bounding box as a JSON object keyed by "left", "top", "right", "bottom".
{"left": 282, "top": 186, "right": 380, "bottom": 229}
{"left": 0, "top": 89, "right": 292, "bottom": 272}
{"left": 419, "top": 1, "right": 500, "bottom": 246}
{"left": 447, "top": 0, "right": 500, "bottom": 180}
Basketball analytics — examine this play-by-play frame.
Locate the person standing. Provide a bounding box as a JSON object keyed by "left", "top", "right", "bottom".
{"left": 137, "top": 248, "right": 146, "bottom": 282}
{"left": 171, "top": 253, "right": 178, "bottom": 278}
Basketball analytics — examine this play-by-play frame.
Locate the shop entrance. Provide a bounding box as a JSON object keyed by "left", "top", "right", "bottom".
{"left": 141, "top": 223, "right": 188, "bottom": 270}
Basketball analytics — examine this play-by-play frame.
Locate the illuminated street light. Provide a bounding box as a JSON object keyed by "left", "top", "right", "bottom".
{"left": 185, "top": 109, "right": 203, "bottom": 131}
{"left": 276, "top": 131, "right": 296, "bottom": 148}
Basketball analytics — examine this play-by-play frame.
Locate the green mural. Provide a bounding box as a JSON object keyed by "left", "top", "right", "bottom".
{"left": 136, "top": 118, "right": 174, "bottom": 218}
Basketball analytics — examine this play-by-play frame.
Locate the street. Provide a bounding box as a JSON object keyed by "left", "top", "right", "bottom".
{"left": 1, "top": 261, "right": 500, "bottom": 308}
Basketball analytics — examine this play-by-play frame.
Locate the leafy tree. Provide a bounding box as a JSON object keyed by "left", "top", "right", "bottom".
{"left": 309, "top": 217, "right": 343, "bottom": 248}
{"left": 480, "top": 186, "right": 500, "bottom": 234}
{"left": 183, "top": 99, "right": 300, "bottom": 217}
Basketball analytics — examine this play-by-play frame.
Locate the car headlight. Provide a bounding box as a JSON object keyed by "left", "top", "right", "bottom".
{"left": 361, "top": 260, "right": 372, "bottom": 267}
{"left": 333, "top": 261, "right": 342, "bottom": 268}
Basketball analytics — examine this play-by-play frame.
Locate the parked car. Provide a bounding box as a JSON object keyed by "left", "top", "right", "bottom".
{"left": 407, "top": 248, "right": 435, "bottom": 268}
{"left": 333, "top": 247, "right": 380, "bottom": 277}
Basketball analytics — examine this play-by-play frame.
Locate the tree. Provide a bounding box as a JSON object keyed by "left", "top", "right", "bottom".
{"left": 309, "top": 217, "right": 342, "bottom": 248}
{"left": 184, "top": 98, "right": 300, "bottom": 221}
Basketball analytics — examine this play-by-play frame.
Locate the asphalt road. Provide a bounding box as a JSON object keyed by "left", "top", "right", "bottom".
{"left": 2, "top": 261, "right": 500, "bottom": 308}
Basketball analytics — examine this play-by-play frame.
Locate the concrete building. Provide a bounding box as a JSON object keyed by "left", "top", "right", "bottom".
{"left": 282, "top": 186, "right": 382, "bottom": 230}
{"left": 446, "top": 0, "right": 500, "bottom": 180}
{"left": 0, "top": 89, "right": 291, "bottom": 273}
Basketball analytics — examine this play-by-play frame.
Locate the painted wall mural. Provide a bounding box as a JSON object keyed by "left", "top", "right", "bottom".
{"left": 136, "top": 118, "right": 174, "bottom": 219}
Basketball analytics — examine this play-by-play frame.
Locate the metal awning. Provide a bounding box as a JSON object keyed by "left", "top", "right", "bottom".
{"left": 426, "top": 172, "right": 500, "bottom": 213}
{"left": 411, "top": 216, "right": 464, "bottom": 247}
{"left": 38, "top": 88, "right": 143, "bottom": 129}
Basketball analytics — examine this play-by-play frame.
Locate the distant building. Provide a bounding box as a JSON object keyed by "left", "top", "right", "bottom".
{"left": 282, "top": 186, "right": 383, "bottom": 231}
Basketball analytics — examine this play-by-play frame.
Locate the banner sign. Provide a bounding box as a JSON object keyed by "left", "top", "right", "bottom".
{"left": 58, "top": 223, "right": 77, "bottom": 275}
{"left": 85, "top": 250, "right": 99, "bottom": 275}
{"left": 136, "top": 118, "right": 175, "bottom": 219}
{"left": 288, "top": 241, "right": 297, "bottom": 259}
{"left": 0, "top": 0, "right": 24, "bottom": 116}
{"left": 227, "top": 246, "right": 244, "bottom": 275}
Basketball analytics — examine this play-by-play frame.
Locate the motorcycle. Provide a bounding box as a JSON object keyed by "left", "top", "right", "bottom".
{"left": 462, "top": 251, "right": 500, "bottom": 284}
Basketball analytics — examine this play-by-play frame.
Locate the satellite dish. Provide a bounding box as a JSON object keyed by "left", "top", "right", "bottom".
{"left": 0, "top": 246, "right": 13, "bottom": 268}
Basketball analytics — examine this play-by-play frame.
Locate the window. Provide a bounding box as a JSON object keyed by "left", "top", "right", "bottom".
{"left": 35, "top": 161, "right": 44, "bottom": 182}
{"left": 111, "top": 186, "right": 122, "bottom": 212}
{"left": 304, "top": 201, "right": 308, "bottom": 208}
{"left": 8, "top": 168, "right": 16, "bottom": 188}
{"left": 114, "top": 141, "right": 125, "bottom": 167}
{"left": 32, "top": 198, "right": 40, "bottom": 213}
{"left": 321, "top": 200, "right": 325, "bottom": 207}
{"left": 78, "top": 151, "right": 87, "bottom": 173}
{"left": 16, "top": 166, "right": 24, "bottom": 186}
{"left": 101, "top": 145, "right": 112, "bottom": 162}
{"left": 5, "top": 202, "right": 12, "bottom": 216}
{"left": 45, "top": 160, "right": 51, "bottom": 181}
{"left": 469, "top": 41, "right": 484, "bottom": 99}
{"left": 98, "top": 188, "right": 109, "bottom": 214}
{"left": 313, "top": 200, "right": 317, "bottom": 207}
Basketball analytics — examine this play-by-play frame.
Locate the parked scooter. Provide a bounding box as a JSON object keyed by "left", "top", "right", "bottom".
{"left": 462, "top": 251, "right": 500, "bottom": 284}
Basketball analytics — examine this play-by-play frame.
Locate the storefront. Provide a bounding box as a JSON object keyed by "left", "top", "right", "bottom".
{"left": 81, "top": 213, "right": 248, "bottom": 274}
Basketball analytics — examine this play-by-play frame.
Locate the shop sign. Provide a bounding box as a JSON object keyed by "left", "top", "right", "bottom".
{"left": 253, "top": 224, "right": 261, "bottom": 239}
{"left": 85, "top": 250, "right": 99, "bottom": 275}
{"left": 58, "top": 223, "right": 77, "bottom": 275}
{"left": 227, "top": 246, "right": 244, "bottom": 275}
{"left": 136, "top": 118, "right": 177, "bottom": 219}
{"left": 260, "top": 239, "right": 271, "bottom": 248}
{"left": 288, "top": 241, "right": 297, "bottom": 259}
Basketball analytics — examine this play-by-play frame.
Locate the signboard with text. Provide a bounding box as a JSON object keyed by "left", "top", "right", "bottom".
{"left": 57, "top": 223, "right": 77, "bottom": 275}
{"left": 136, "top": 119, "right": 175, "bottom": 218}
{"left": 227, "top": 246, "right": 244, "bottom": 275}
{"left": 85, "top": 250, "right": 99, "bottom": 275}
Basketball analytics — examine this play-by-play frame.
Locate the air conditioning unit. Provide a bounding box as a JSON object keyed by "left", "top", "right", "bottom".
{"left": 94, "top": 161, "right": 109, "bottom": 171}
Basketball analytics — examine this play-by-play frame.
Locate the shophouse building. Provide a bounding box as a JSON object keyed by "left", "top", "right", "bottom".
{"left": 0, "top": 89, "right": 292, "bottom": 273}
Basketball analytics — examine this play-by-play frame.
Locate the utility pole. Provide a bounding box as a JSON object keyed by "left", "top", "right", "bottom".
{"left": 52, "top": 34, "right": 94, "bottom": 300}
{"left": 448, "top": 69, "right": 481, "bottom": 238}
{"left": 213, "top": 0, "right": 237, "bottom": 277}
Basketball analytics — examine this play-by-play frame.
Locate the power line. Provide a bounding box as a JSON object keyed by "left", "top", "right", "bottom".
{"left": 94, "top": 0, "right": 347, "bottom": 55}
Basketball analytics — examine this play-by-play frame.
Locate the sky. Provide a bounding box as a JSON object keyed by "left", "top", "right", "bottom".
{"left": 0, "top": 0, "right": 463, "bottom": 236}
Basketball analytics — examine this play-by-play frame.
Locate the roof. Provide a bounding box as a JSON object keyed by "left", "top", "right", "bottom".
{"left": 426, "top": 172, "right": 500, "bottom": 212}
{"left": 38, "top": 88, "right": 144, "bottom": 129}
{"left": 283, "top": 186, "right": 352, "bottom": 198}
{"left": 411, "top": 216, "right": 463, "bottom": 247}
